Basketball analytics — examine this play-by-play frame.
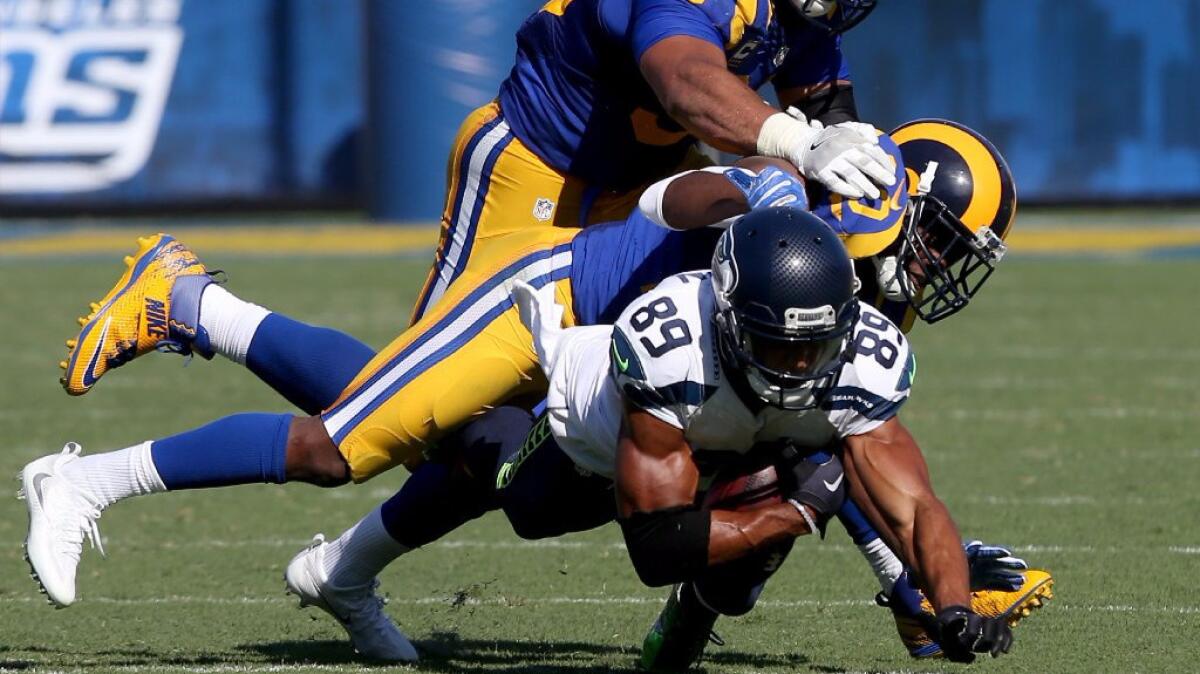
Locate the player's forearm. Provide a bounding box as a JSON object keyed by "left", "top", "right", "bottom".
{"left": 909, "top": 496, "right": 972, "bottom": 611}
{"left": 658, "top": 58, "right": 777, "bottom": 155}
{"left": 707, "top": 502, "right": 814, "bottom": 565}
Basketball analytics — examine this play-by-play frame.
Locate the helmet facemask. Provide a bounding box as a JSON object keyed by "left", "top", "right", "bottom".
{"left": 894, "top": 192, "right": 1007, "bottom": 324}
{"left": 713, "top": 298, "right": 859, "bottom": 410}
{"left": 791, "top": 0, "right": 877, "bottom": 35}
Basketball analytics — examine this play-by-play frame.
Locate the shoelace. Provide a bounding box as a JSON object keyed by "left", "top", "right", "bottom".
{"left": 50, "top": 445, "right": 107, "bottom": 560}
{"left": 56, "top": 496, "right": 105, "bottom": 561}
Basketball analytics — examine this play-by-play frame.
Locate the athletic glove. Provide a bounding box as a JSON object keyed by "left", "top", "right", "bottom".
{"left": 723, "top": 165, "right": 809, "bottom": 211}
{"left": 933, "top": 605, "right": 1014, "bottom": 663}
{"left": 777, "top": 446, "right": 845, "bottom": 536}
{"left": 965, "top": 539, "right": 1028, "bottom": 592}
{"left": 757, "top": 109, "right": 894, "bottom": 200}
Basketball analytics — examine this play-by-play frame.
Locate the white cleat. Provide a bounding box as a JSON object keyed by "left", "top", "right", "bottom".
{"left": 285, "top": 534, "right": 419, "bottom": 663}
{"left": 17, "top": 443, "right": 105, "bottom": 608}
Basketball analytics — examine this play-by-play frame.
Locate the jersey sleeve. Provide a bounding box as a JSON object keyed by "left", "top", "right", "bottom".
{"left": 772, "top": 24, "right": 850, "bottom": 89}
{"left": 609, "top": 277, "right": 709, "bottom": 429}
{"left": 630, "top": 0, "right": 728, "bottom": 61}
{"left": 823, "top": 303, "right": 914, "bottom": 438}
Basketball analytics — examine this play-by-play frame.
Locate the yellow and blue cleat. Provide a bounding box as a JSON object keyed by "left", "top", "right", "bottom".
{"left": 882, "top": 568, "right": 1055, "bottom": 658}
{"left": 59, "top": 234, "right": 214, "bottom": 396}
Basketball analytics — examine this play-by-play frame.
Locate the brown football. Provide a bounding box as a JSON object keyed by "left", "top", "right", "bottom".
{"left": 702, "top": 464, "right": 783, "bottom": 511}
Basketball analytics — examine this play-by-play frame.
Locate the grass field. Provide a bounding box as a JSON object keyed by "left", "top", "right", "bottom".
{"left": 0, "top": 230, "right": 1197, "bottom": 673}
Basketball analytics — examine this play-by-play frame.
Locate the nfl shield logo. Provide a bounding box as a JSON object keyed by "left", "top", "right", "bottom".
{"left": 532, "top": 198, "right": 556, "bottom": 222}
{"left": 773, "top": 46, "right": 790, "bottom": 68}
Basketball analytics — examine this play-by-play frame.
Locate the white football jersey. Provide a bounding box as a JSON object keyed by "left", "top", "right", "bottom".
{"left": 528, "top": 272, "right": 915, "bottom": 479}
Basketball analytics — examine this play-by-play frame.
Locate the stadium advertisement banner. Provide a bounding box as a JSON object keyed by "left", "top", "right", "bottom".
{"left": 0, "top": 0, "right": 183, "bottom": 194}
{"left": 0, "top": 0, "right": 1198, "bottom": 211}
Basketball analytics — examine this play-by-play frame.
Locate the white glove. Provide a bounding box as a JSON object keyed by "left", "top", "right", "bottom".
{"left": 759, "top": 110, "right": 895, "bottom": 200}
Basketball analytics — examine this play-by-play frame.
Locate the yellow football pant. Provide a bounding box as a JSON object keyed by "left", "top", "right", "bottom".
{"left": 322, "top": 225, "right": 579, "bottom": 482}
{"left": 410, "top": 100, "right": 656, "bottom": 324}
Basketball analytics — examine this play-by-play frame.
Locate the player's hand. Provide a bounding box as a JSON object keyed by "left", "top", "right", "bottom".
{"left": 798, "top": 124, "right": 895, "bottom": 200}
{"left": 777, "top": 445, "right": 845, "bottom": 535}
{"left": 780, "top": 107, "right": 894, "bottom": 200}
{"left": 723, "top": 166, "right": 809, "bottom": 211}
{"left": 933, "top": 605, "right": 1014, "bottom": 663}
{"left": 965, "top": 539, "right": 1028, "bottom": 591}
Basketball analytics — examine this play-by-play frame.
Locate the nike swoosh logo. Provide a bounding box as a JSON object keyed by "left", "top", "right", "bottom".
{"left": 80, "top": 316, "right": 113, "bottom": 387}
{"left": 31, "top": 473, "right": 50, "bottom": 506}
{"left": 824, "top": 474, "right": 844, "bottom": 492}
{"left": 612, "top": 339, "right": 629, "bottom": 373}
{"left": 809, "top": 139, "right": 828, "bottom": 152}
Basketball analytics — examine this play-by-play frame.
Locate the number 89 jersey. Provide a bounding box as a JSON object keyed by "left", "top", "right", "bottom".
{"left": 609, "top": 271, "right": 915, "bottom": 460}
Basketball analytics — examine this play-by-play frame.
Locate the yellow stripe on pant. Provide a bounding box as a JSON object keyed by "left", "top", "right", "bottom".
{"left": 324, "top": 225, "right": 580, "bottom": 482}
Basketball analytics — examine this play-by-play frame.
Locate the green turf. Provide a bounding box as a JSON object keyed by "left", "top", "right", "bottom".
{"left": 0, "top": 249, "right": 1197, "bottom": 674}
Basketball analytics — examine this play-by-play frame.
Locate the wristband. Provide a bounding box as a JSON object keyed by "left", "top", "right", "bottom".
{"left": 756, "top": 112, "right": 814, "bottom": 167}
{"left": 788, "top": 498, "right": 821, "bottom": 538}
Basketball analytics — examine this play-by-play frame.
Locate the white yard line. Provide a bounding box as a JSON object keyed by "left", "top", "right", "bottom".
{"left": 8, "top": 538, "right": 1195, "bottom": 556}
{"left": 0, "top": 593, "right": 1196, "bottom": 615}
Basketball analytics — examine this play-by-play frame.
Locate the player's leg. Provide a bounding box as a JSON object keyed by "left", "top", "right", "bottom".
{"left": 323, "top": 229, "right": 577, "bottom": 482}
{"left": 285, "top": 405, "right": 534, "bottom": 661}
{"left": 57, "top": 233, "right": 376, "bottom": 413}
{"left": 494, "top": 414, "right": 617, "bottom": 540}
{"left": 18, "top": 410, "right": 354, "bottom": 607}
{"left": 410, "top": 101, "right": 588, "bottom": 323}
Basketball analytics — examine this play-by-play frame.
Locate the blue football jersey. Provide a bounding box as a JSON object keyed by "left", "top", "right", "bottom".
{"left": 498, "top": 0, "right": 849, "bottom": 191}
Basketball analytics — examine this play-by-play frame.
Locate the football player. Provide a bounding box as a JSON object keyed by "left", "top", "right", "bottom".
{"left": 281, "top": 121, "right": 1043, "bottom": 664}
{"left": 289, "top": 206, "right": 1017, "bottom": 667}
{"left": 408, "top": 0, "right": 891, "bottom": 323}
{"left": 26, "top": 122, "right": 1041, "bottom": 659}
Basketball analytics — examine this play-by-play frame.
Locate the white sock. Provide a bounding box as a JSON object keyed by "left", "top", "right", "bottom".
{"left": 198, "top": 284, "right": 270, "bottom": 364}
{"left": 322, "top": 506, "right": 410, "bottom": 589}
{"left": 59, "top": 442, "right": 167, "bottom": 510}
{"left": 859, "top": 538, "right": 905, "bottom": 595}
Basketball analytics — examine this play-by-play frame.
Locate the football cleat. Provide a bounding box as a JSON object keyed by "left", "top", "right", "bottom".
{"left": 882, "top": 568, "right": 1055, "bottom": 658}
{"left": 18, "top": 443, "right": 105, "bottom": 608}
{"left": 640, "top": 583, "right": 723, "bottom": 672}
{"left": 284, "top": 535, "right": 419, "bottom": 663}
{"left": 59, "top": 233, "right": 214, "bottom": 396}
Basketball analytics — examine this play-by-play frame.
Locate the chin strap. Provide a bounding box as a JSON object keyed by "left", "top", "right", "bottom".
{"left": 872, "top": 255, "right": 906, "bottom": 302}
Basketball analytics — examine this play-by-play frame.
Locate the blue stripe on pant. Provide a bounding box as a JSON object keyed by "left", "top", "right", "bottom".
{"left": 322, "top": 243, "right": 573, "bottom": 445}
{"left": 412, "top": 117, "right": 514, "bottom": 321}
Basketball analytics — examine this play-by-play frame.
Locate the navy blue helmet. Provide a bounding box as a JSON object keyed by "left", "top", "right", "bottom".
{"left": 711, "top": 207, "right": 860, "bottom": 410}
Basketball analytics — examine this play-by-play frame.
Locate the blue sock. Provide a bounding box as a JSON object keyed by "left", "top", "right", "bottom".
{"left": 837, "top": 495, "right": 882, "bottom": 545}
{"left": 377, "top": 416, "right": 509, "bottom": 547}
{"left": 245, "top": 314, "right": 376, "bottom": 415}
{"left": 151, "top": 413, "right": 290, "bottom": 489}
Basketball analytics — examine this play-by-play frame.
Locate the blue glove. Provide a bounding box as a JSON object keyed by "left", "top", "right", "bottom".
{"left": 965, "top": 539, "right": 1028, "bottom": 591}
{"left": 723, "top": 166, "right": 809, "bottom": 211}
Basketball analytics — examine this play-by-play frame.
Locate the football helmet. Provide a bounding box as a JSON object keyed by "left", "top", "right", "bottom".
{"left": 887, "top": 119, "right": 1017, "bottom": 324}
{"left": 792, "top": 0, "right": 877, "bottom": 34}
{"left": 710, "top": 207, "right": 859, "bottom": 410}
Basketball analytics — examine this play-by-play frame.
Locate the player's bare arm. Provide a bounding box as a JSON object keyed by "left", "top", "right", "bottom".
{"left": 614, "top": 406, "right": 819, "bottom": 583}
{"left": 657, "top": 157, "right": 800, "bottom": 230}
{"left": 640, "top": 36, "right": 778, "bottom": 155}
{"left": 640, "top": 37, "right": 893, "bottom": 199}
{"left": 841, "top": 416, "right": 969, "bottom": 611}
{"left": 842, "top": 416, "right": 1013, "bottom": 662}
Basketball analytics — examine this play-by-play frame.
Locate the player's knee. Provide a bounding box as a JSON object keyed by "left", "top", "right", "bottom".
{"left": 284, "top": 416, "right": 350, "bottom": 487}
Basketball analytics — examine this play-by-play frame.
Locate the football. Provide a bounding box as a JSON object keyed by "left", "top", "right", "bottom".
{"left": 703, "top": 464, "right": 783, "bottom": 511}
